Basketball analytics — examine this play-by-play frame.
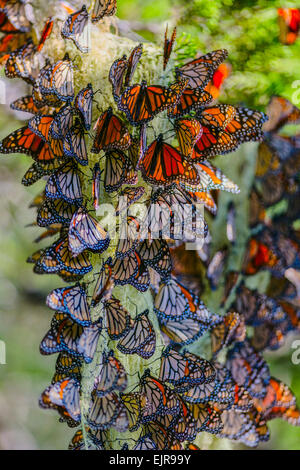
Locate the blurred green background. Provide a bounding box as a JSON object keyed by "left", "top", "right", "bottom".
{"left": 0, "top": 0, "right": 300, "bottom": 450}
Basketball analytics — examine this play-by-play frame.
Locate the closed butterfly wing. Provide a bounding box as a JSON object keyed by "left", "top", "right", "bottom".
{"left": 102, "top": 296, "right": 132, "bottom": 340}
{"left": 117, "top": 310, "right": 156, "bottom": 359}
{"left": 91, "top": 0, "right": 117, "bottom": 23}
{"left": 61, "top": 5, "right": 90, "bottom": 53}
{"left": 124, "top": 43, "right": 143, "bottom": 87}
{"left": 69, "top": 207, "right": 110, "bottom": 256}
{"left": 75, "top": 83, "right": 93, "bottom": 130}
{"left": 175, "top": 49, "right": 228, "bottom": 89}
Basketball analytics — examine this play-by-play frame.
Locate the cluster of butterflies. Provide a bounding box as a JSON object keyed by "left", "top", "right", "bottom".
{"left": 190, "top": 96, "right": 300, "bottom": 446}
{"left": 2, "top": 0, "right": 294, "bottom": 451}
{"left": 233, "top": 96, "right": 300, "bottom": 353}
{"left": 278, "top": 7, "right": 300, "bottom": 45}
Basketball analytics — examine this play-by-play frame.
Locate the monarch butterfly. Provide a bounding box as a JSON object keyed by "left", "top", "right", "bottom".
{"left": 121, "top": 392, "right": 145, "bottom": 432}
{"left": 39, "top": 54, "right": 74, "bottom": 102}
{"left": 140, "top": 135, "right": 199, "bottom": 186}
{"left": 248, "top": 189, "right": 267, "bottom": 227}
{"left": 139, "top": 369, "right": 180, "bottom": 422}
{"left": 216, "top": 408, "right": 259, "bottom": 444}
{"left": 182, "top": 371, "right": 228, "bottom": 405}
{"left": 211, "top": 312, "right": 245, "bottom": 358}
{"left": 54, "top": 351, "right": 82, "bottom": 377}
{"left": 175, "top": 118, "right": 203, "bottom": 157}
{"left": 0, "top": 126, "right": 64, "bottom": 171}
{"left": 109, "top": 55, "right": 128, "bottom": 99}
{"left": 160, "top": 313, "right": 219, "bottom": 346}
{"left": 124, "top": 43, "right": 143, "bottom": 88}
{"left": 5, "top": 40, "right": 38, "bottom": 84}
{"left": 87, "top": 392, "right": 128, "bottom": 432}
{"left": 154, "top": 277, "right": 205, "bottom": 321}
{"left": 117, "top": 79, "right": 187, "bottom": 126}
{"left": 39, "top": 378, "right": 81, "bottom": 427}
{"left": 192, "top": 124, "right": 238, "bottom": 158}
{"left": 34, "top": 61, "right": 64, "bottom": 107}
{"left": 168, "top": 88, "right": 212, "bottom": 118}
{"left": 159, "top": 347, "right": 215, "bottom": 392}
{"left": 143, "top": 421, "right": 170, "bottom": 450}
{"left": 10, "top": 95, "right": 55, "bottom": 115}
{"left": 263, "top": 95, "right": 300, "bottom": 133}
{"left": 61, "top": 5, "right": 90, "bottom": 53}
{"left": 37, "top": 198, "right": 77, "bottom": 227}
{"left": 37, "top": 16, "right": 53, "bottom": 52}
{"left": 117, "top": 310, "right": 156, "bottom": 359}
{"left": 21, "top": 162, "right": 47, "bottom": 186}
{"left": 94, "top": 350, "right": 127, "bottom": 397}
{"left": 206, "top": 248, "right": 228, "bottom": 291}
{"left": 223, "top": 107, "right": 267, "bottom": 142}
{"left": 92, "top": 107, "right": 131, "bottom": 153}
{"left": 28, "top": 114, "right": 65, "bottom": 160}
{"left": 115, "top": 186, "right": 145, "bottom": 216}
{"left": 91, "top": 0, "right": 117, "bottom": 23}
{"left": 180, "top": 161, "right": 240, "bottom": 194}
{"left": 175, "top": 49, "right": 228, "bottom": 89}
{"left": 41, "top": 314, "right": 102, "bottom": 363}
{"left": 102, "top": 296, "right": 132, "bottom": 340}
{"left": 254, "top": 377, "right": 300, "bottom": 425}
{"left": 127, "top": 258, "right": 150, "bottom": 292}
{"left": 278, "top": 8, "right": 300, "bottom": 45}
{"left": 188, "top": 403, "right": 223, "bottom": 434}
{"left": 63, "top": 119, "right": 88, "bottom": 166}
{"left": 54, "top": 105, "right": 74, "bottom": 139}
{"left": 91, "top": 162, "right": 102, "bottom": 211}
{"left": 29, "top": 107, "right": 72, "bottom": 142}
{"left": 69, "top": 207, "right": 110, "bottom": 256}
{"left": 113, "top": 250, "right": 141, "bottom": 286}
{"left": 91, "top": 258, "right": 114, "bottom": 307}
{"left": 46, "top": 284, "right": 91, "bottom": 326}
{"left": 40, "top": 377, "right": 81, "bottom": 422}
{"left": 36, "top": 237, "right": 92, "bottom": 276}
{"left": 154, "top": 401, "right": 191, "bottom": 441}
{"left": 251, "top": 323, "right": 285, "bottom": 352}
{"left": 0, "top": 0, "right": 34, "bottom": 33}
{"left": 209, "top": 362, "right": 240, "bottom": 407}
{"left": 167, "top": 399, "right": 197, "bottom": 442}
{"left": 163, "top": 25, "right": 176, "bottom": 70}
{"left": 138, "top": 239, "right": 172, "bottom": 279}
{"left": 226, "top": 340, "right": 270, "bottom": 399}
{"left": 75, "top": 83, "right": 93, "bottom": 130}
{"left": 104, "top": 149, "right": 135, "bottom": 193}
{"left": 159, "top": 347, "right": 193, "bottom": 387}
{"left": 45, "top": 162, "right": 83, "bottom": 205}
{"left": 76, "top": 320, "right": 103, "bottom": 363}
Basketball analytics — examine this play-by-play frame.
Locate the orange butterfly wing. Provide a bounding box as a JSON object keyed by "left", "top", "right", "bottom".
{"left": 140, "top": 136, "right": 199, "bottom": 186}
